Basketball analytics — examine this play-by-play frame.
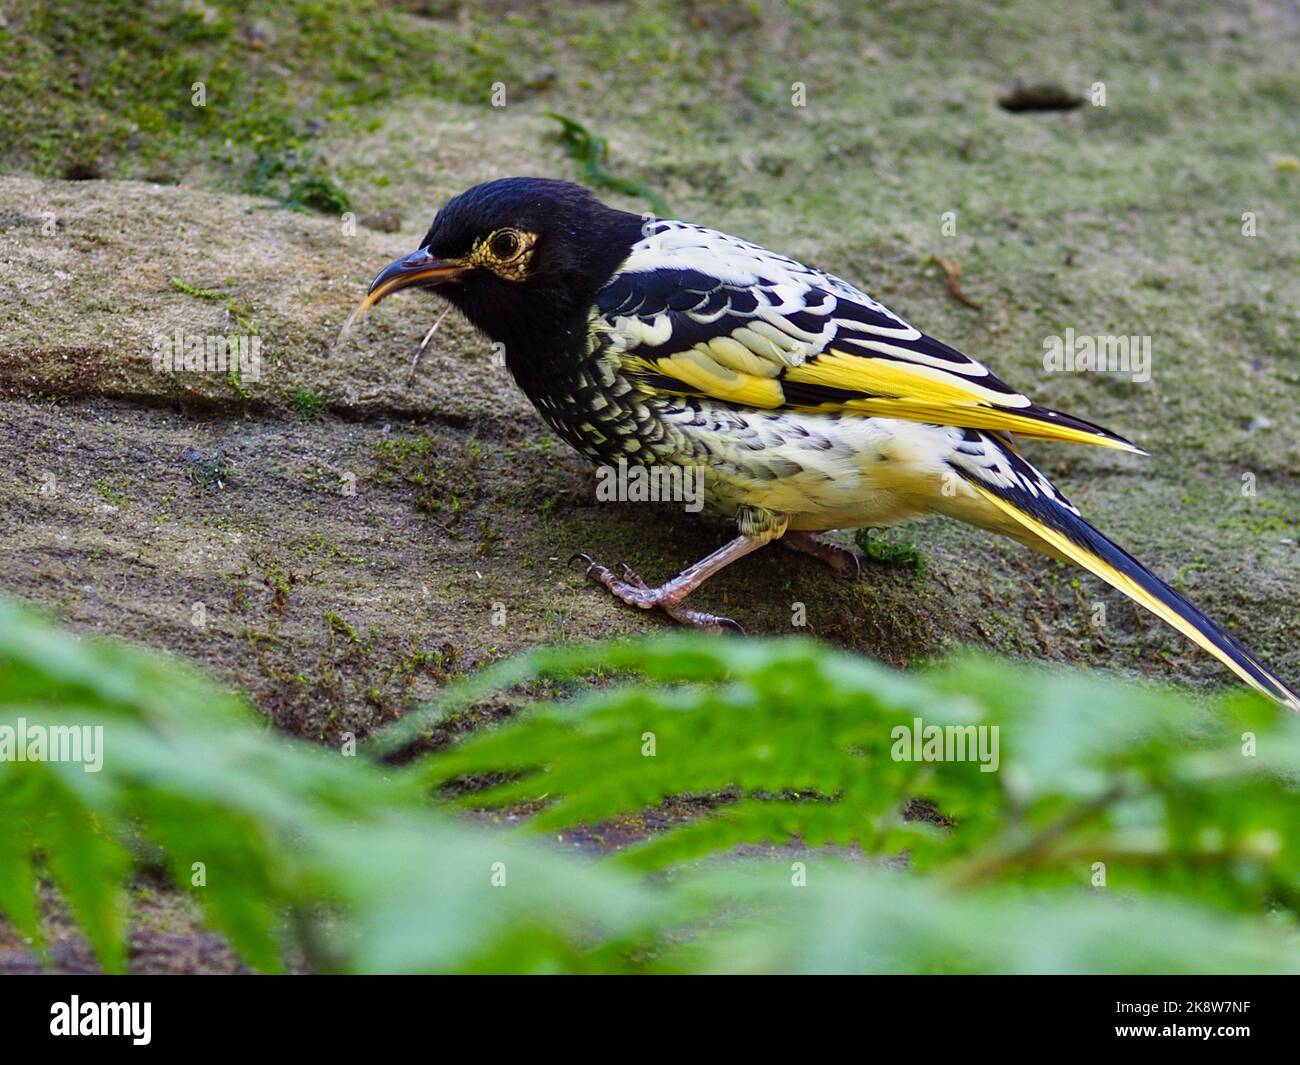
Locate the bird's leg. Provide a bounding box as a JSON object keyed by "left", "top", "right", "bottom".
{"left": 572, "top": 534, "right": 771, "bottom": 634}
{"left": 781, "top": 531, "right": 861, "bottom": 579}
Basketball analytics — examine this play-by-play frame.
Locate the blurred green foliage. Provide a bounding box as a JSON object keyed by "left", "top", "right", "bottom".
{"left": 2, "top": 598, "right": 1298, "bottom": 973}
{"left": 389, "top": 633, "right": 1300, "bottom": 913}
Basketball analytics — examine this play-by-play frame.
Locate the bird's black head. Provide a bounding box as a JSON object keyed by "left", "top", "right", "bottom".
{"left": 354, "top": 177, "right": 644, "bottom": 375}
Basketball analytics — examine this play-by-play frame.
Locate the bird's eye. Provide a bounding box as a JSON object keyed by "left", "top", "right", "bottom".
{"left": 489, "top": 230, "right": 522, "bottom": 260}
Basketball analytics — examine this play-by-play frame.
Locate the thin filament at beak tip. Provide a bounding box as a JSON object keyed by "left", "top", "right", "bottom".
{"left": 332, "top": 295, "right": 376, "bottom": 353}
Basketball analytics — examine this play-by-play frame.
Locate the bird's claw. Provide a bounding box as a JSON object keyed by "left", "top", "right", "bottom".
{"left": 570, "top": 549, "right": 743, "bottom": 634}
{"left": 782, "top": 534, "right": 861, "bottom": 581}
{"left": 616, "top": 561, "right": 648, "bottom": 588}
{"left": 662, "top": 602, "right": 745, "bottom": 634}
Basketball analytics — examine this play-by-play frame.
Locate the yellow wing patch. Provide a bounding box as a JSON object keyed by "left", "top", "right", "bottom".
{"left": 699, "top": 336, "right": 784, "bottom": 379}
{"left": 783, "top": 350, "right": 1139, "bottom": 448}
{"left": 784, "top": 349, "right": 1031, "bottom": 408}
{"left": 622, "top": 336, "right": 1141, "bottom": 452}
{"left": 632, "top": 348, "right": 784, "bottom": 408}
{"left": 832, "top": 398, "right": 1137, "bottom": 450}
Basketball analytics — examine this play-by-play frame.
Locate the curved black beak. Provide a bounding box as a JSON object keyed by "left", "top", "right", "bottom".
{"left": 335, "top": 248, "right": 467, "bottom": 349}
{"left": 365, "top": 247, "right": 466, "bottom": 307}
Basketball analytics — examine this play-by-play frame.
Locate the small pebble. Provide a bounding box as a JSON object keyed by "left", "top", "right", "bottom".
{"left": 526, "top": 65, "right": 558, "bottom": 91}
{"left": 361, "top": 209, "right": 403, "bottom": 234}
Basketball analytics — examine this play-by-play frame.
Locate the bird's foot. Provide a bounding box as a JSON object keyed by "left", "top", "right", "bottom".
{"left": 781, "top": 532, "right": 861, "bottom": 580}
{"left": 569, "top": 554, "right": 744, "bottom": 634}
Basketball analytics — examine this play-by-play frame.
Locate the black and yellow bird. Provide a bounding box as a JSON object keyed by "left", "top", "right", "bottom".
{"left": 341, "top": 177, "right": 1299, "bottom": 712}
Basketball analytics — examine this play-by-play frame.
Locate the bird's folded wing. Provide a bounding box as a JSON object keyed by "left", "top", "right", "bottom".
{"left": 598, "top": 264, "right": 1143, "bottom": 454}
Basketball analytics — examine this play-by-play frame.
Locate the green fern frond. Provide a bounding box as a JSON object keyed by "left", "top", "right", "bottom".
{"left": 387, "top": 634, "right": 1300, "bottom": 918}
{"left": 4, "top": 598, "right": 1300, "bottom": 973}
